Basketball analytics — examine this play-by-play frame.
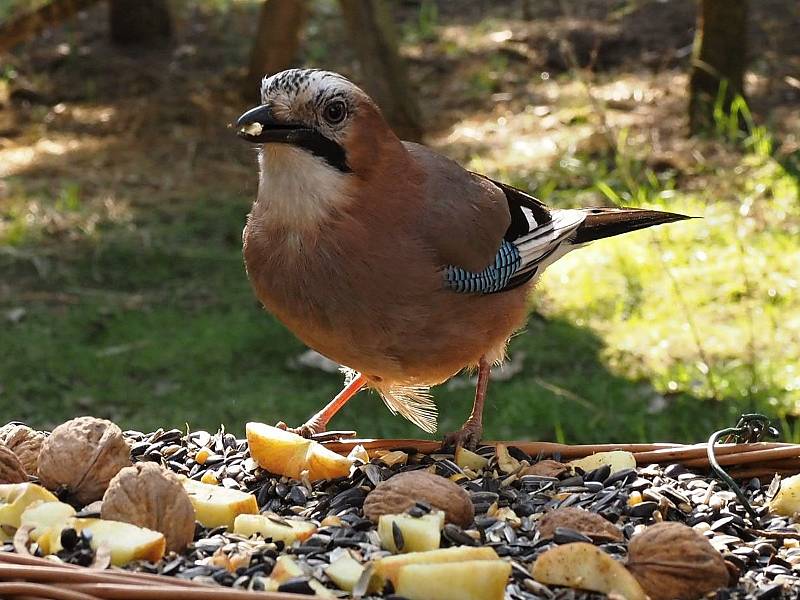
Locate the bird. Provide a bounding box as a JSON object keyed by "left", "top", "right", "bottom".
{"left": 235, "top": 68, "right": 691, "bottom": 448}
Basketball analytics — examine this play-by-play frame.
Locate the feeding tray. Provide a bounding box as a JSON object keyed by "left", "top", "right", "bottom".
{"left": 2, "top": 422, "right": 800, "bottom": 600}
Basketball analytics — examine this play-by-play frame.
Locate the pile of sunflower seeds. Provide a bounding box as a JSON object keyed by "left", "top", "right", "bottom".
{"left": 5, "top": 426, "right": 800, "bottom": 599}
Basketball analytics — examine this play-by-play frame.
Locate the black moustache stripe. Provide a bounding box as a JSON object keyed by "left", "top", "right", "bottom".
{"left": 287, "top": 130, "right": 352, "bottom": 173}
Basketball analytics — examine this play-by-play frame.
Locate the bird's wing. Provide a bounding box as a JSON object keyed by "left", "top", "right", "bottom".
{"left": 405, "top": 142, "right": 511, "bottom": 273}
{"left": 406, "top": 142, "right": 584, "bottom": 294}
{"left": 463, "top": 177, "right": 586, "bottom": 293}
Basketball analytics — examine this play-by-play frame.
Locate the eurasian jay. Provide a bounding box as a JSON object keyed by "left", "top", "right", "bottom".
{"left": 236, "top": 69, "right": 689, "bottom": 448}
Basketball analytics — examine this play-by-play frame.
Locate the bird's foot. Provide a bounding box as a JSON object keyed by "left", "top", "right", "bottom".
{"left": 275, "top": 422, "right": 357, "bottom": 441}
{"left": 443, "top": 418, "right": 483, "bottom": 451}
{"left": 275, "top": 420, "right": 324, "bottom": 439}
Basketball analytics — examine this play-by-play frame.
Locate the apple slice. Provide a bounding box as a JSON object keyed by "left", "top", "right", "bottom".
{"left": 455, "top": 447, "right": 489, "bottom": 471}
{"left": 0, "top": 483, "right": 58, "bottom": 529}
{"left": 532, "top": 542, "right": 647, "bottom": 600}
{"left": 374, "top": 545, "right": 499, "bottom": 588}
{"left": 271, "top": 554, "right": 304, "bottom": 580}
{"left": 395, "top": 560, "right": 511, "bottom": 600}
{"left": 569, "top": 451, "right": 636, "bottom": 475}
{"left": 308, "top": 579, "right": 336, "bottom": 598}
{"left": 259, "top": 554, "right": 334, "bottom": 597}
{"left": 77, "top": 518, "right": 166, "bottom": 566}
{"left": 20, "top": 501, "right": 76, "bottom": 551}
{"left": 180, "top": 477, "right": 258, "bottom": 529}
{"left": 261, "top": 555, "right": 307, "bottom": 592}
{"left": 38, "top": 517, "right": 165, "bottom": 566}
{"left": 305, "top": 442, "right": 356, "bottom": 481}
{"left": 234, "top": 513, "right": 316, "bottom": 544}
{"left": 768, "top": 473, "right": 800, "bottom": 516}
{"left": 246, "top": 422, "right": 353, "bottom": 481}
{"left": 246, "top": 423, "right": 312, "bottom": 480}
{"left": 377, "top": 511, "right": 444, "bottom": 553}
{"left": 324, "top": 549, "right": 365, "bottom": 592}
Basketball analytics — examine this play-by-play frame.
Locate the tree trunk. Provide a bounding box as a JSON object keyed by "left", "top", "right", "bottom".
{"left": 338, "top": 0, "right": 424, "bottom": 141}
{"left": 0, "top": 0, "right": 101, "bottom": 53}
{"left": 245, "top": 0, "right": 308, "bottom": 101}
{"left": 109, "top": 0, "right": 172, "bottom": 45}
{"left": 688, "top": 0, "right": 748, "bottom": 134}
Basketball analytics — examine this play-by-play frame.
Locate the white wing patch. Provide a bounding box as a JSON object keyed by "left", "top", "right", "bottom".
{"left": 513, "top": 208, "right": 586, "bottom": 276}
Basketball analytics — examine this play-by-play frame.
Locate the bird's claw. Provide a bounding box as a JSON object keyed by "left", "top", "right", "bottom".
{"left": 443, "top": 420, "right": 483, "bottom": 451}
{"left": 275, "top": 421, "right": 321, "bottom": 438}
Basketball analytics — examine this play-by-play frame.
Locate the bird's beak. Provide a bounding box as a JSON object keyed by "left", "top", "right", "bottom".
{"left": 235, "top": 103, "right": 353, "bottom": 173}
{"left": 235, "top": 104, "right": 308, "bottom": 144}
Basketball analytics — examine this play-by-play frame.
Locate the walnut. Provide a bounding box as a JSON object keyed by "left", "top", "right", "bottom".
{"left": 38, "top": 417, "right": 131, "bottom": 506}
{"left": 519, "top": 460, "right": 571, "bottom": 479}
{"left": 537, "top": 507, "right": 624, "bottom": 543}
{"left": 102, "top": 462, "right": 195, "bottom": 553}
{"left": 1, "top": 425, "right": 46, "bottom": 477}
{"left": 363, "top": 470, "right": 473, "bottom": 528}
{"left": 0, "top": 443, "right": 28, "bottom": 484}
{"left": 627, "top": 521, "right": 729, "bottom": 600}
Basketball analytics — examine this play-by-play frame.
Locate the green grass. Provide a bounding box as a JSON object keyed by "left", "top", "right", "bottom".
{"left": 2, "top": 1, "right": 798, "bottom": 444}
{"left": 3, "top": 137, "right": 797, "bottom": 442}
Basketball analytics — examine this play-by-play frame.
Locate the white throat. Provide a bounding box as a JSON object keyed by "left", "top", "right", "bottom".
{"left": 256, "top": 145, "right": 350, "bottom": 229}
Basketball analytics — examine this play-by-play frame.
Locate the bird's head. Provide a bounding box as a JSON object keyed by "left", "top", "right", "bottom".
{"left": 236, "top": 69, "right": 394, "bottom": 178}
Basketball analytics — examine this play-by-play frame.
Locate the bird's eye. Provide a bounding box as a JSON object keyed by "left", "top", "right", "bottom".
{"left": 323, "top": 101, "right": 347, "bottom": 125}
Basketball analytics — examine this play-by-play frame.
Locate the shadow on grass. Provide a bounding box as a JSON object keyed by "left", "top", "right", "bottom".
{"left": 1, "top": 193, "right": 755, "bottom": 443}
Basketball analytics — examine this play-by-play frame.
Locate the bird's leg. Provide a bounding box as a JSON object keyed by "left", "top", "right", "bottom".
{"left": 277, "top": 373, "right": 367, "bottom": 438}
{"left": 443, "top": 356, "right": 490, "bottom": 450}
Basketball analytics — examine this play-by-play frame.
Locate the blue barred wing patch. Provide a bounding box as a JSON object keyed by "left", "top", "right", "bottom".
{"left": 444, "top": 239, "right": 522, "bottom": 294}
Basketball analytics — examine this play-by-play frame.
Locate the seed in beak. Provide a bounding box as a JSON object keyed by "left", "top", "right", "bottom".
{"left": 240, "top": 122, "right": 263, "bottom": 136}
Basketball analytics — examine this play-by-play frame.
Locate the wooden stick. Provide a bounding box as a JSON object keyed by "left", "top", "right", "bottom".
{"left": 725, "top": 459, "right": 800, "bottom": 477}
{"left": 684, "top": 446, "right": 800, "bottom": 467}
{"left": 0, "top": 554, "right": 205, "bottom": 587}
{"left": 632, "top": 442, "right": 792, "bottom": 463}
{"left": 322, "top": 438, "right": 683, "bottom": 457}
{"left": 323, "top": 438, "right": 800, "bottom": 470}
{"left": 0, "top": 554, "right": 320, "bottom": 599}
{"left": 727, "top": 465, "right": 800, "bottom": 479}
{"left": 0, "top": 565, "right": 194, "bottom": 588}
{"left": 0, "top": 582, "right": 100, "bottom": 600}
{"left": 62, "top": 583, "right": 311, "bottom": 599}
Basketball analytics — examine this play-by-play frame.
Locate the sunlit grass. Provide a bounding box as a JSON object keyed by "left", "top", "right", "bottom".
{"left": 4, "top": 140, "right": 796, "bottom": 442}
{"left": 3, "top": 0, "right": 799, "bottom": 443}
{"left": 535, "top": 133, "right": 800, "bottom": 428}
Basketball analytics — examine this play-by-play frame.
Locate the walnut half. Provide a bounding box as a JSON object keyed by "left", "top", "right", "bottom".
{"left": 38, "top": 417, "right": 131, "bottom": 506}
{"left": 1, "top": 425, "right": 46, "bottom": 477}
{"left": 102, "top": 462, "right": 196, "bottom": 553}
{"left": 627, "top": 521, "right": 730, "bottom": 600}
{"left": 537, "top": 507, "right": 624, "bottom": 543}
{"left": 363, "top": 470, "right": 474, "bottom": 528}
{"left": 0, "top": 443, "right": 28, "bottom": 484}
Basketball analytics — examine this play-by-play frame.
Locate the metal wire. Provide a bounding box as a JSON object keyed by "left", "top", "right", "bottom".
{"left": 706, "top": 413, "right": 779, "bottom": 524}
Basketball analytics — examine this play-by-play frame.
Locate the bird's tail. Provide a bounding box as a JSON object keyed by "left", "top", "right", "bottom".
{"left": 570, "top": 207, "right": 693, "bottom": 244}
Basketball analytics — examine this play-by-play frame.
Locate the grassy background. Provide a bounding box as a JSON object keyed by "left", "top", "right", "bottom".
{"left": 1, "top": 0, "right": 799, "bottom": 442}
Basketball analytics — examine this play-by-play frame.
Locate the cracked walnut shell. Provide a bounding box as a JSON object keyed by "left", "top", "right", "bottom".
{"left": 102, "top": 462, "right": 196, "bottom": 553}
{"left": 364, "top": 470, "right": 474, "bottom": 528}
{"left": 1, "top": 425, "right": 46, "bottom": 477}
{"left": 627, "top": 521, "right": 729, "bottom": 600}
{"left": 537, "top": 507, "right": 624, "bottom": 543}
{"left": 0, "top": 442, "right": 28, "bottom": 484}
{"left": 38, "top": 417, "right": 131, "bottom": 506}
